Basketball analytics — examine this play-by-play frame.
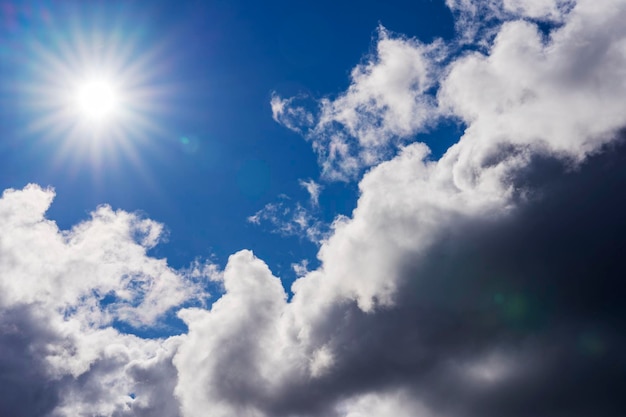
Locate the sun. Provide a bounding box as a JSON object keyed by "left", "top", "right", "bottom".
{"left": 16, "top": 4, "right": 179, "bottom": 177}
{"left": 75, "top": 77, "right": 120, "bottom": 123}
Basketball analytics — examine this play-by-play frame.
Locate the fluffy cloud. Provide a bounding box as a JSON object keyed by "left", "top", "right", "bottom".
{"left": 2, "top": 0, "right": 626, "bottom": 416}
{"left": 275, "top": 0, "right": 626, "bottom": 183}
{"left": 273, "top": 27, "right": 445, "bottom": 180}
{"left": 0, "top": 185, "right": 204, "bottom": 326}
{"left": 0, "top": 185, "right": 209, "bottom": 416}
{"left": 439, "top": 0, "right": 626, "bottom": 172}
{"left": 174, "top": 250, "right": 289, "bottom": 417}
{"left": 260, "top": 0, "right": 626, "bottom": 415}
{"left": 200, "top": 139, "right": 626, "bottom": 417}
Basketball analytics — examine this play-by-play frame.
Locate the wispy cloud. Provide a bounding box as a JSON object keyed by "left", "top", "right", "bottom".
{"left": 248, "top": 196, "right": 327, "bottom": 244}
{"left": 273, "top": 26, "right": 446, "bottom": 181}
{"left": 299, "top": 178, "right": 322, "bottom": 207}
{"left": 270, "top": 93, "right": 315, "bottom": 134}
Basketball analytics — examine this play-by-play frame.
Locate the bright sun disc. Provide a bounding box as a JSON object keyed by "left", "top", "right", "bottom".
{"left": 75, "top": 78, "right": 119, "bottom": 122}
{"left": 23, "top": 11, "right": 173, "bottom": 171}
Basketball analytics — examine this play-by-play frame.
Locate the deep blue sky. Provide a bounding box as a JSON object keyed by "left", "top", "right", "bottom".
{"left": 0, "top": 0, "right": 456, "bottom": 286}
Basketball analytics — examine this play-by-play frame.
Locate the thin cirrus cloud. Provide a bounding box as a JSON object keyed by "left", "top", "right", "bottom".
{"left": 247, "top": 197, "right": 327, "bottom": 244}
{"left": 247, "top": 179, "right": 326, "bottom": 244}
{"left": 2, "top": 0, "right": 626, "bottom": 416}
{"left": 299, "top": 179, "right": 322, "bottom": 207}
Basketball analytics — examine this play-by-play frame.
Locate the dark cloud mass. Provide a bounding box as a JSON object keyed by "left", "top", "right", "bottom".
{"left": 167, "top": 137, "right": 626, "bottom": 417}
{"left": 0, "top": 306, "right": 60, "bottom": 417}
{"left": 274, "top": 139, "right": 626, "bottom": 417}
{"left": 2, "top": 0, "right": 626, "bottom": 416}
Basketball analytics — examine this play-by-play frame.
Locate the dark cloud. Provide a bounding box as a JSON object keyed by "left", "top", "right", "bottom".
{"left": 259, "top": 138, "right": 626, "bottom": 417}
{"left": 119, "top": 350, "right": 182, "bottom": 417}
{"left": 0, "top": 305, "right": 60, "bottom": 417}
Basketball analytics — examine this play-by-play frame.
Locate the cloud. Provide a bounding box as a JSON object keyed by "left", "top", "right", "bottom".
{"left": 0, "top": 184, "right": 213, "bottom": 416}
{"left": 336, "top": 389, "right": 435, "bottom": 417}
{"left": 445, "top": 0, "right": 576, "bottom": 44}
{"left": 174, "top": 250, "right": 288, "bottom": 417}
{"left": 275, "top": 0, "right": 626, "bottom": 183}
{"left": 175, "top": 137, "right": 626, "bottom": 417}
{"left": 52, "top": 332, "right": 183, "bottom": 417}
{"left": 446, "top": 0, "right": 575, "bottom": 21}
{"left": 438, "top": 1, "right": 626, "bottom": 169}
{"left": 198, "top": 1, "right": 626, "bottom": 415}
{"left": 270, "top": 93, "right": 315, "bottom": 134}
{"left": 0, "top": 185, "right": 206, "bottom": 327}
{"left": 501, "top": 0, "right": 575, "bottom": 20}
{"left": 273, "top": 26, "right": 445, "bottom": 181}
{"left": 248, "top": 197, "right": 327, "bottom": 244}
{"left": 291, "top": 258, "right": 310, "bottom": 277}
{"left": 2, "top": 0, "right": 626, "bottom": 416}
{"left": 0, "top": 305, "right": 61, "bottom": 417}
{"left": 299, "top": 179, "right": 322, "bottom": 207}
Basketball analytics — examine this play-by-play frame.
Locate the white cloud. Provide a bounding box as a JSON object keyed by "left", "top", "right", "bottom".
{"left": 316, "top": 27, "right": 442, "bottom": 146}
{"left": 273, "top": 27, "right": 445, "bottom": 181}
{"left": 275, "top": 0, "right": 626, "bottom": 188}
{"left": 270, "top": 93, "right": 314, "bottom": 134}
{"left": 51, "top": 332, "right": 183, "bottom": 417}
{"left": 0, "top": 185, "right": 206, "bottom": 326}
{"left": 0, "top": 184, "right": 215, "bottom": 416}
{"left": 248, "top": 198, "right": 327, "bottom": 244}
{"left": 445, "top": 0, "right": 575, "bottom": 44}
{"left": 299, "top": 178, "right": 322, "bottom": 206}
{"left": 174, "top": 250, "right": 289, "bottom": 417}
{"left": 438, "top": 0, "right": 626, "bottom": 194}
{"left": 291, "top": 259, "right": 310, "bottom": 277}
{"left": 501, "top": 0, "right": 575, "bottom": 20}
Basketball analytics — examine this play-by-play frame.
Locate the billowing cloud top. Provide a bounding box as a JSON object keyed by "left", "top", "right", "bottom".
{"left": 2, "top": 0, "right": 626, "bottom": 416}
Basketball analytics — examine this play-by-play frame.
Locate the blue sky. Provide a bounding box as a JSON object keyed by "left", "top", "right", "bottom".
{"left": 0, "top": 0, "right": 458, "bottom": 284}
{"left": 1, "top": 1, "right": 626, "bottom": 416}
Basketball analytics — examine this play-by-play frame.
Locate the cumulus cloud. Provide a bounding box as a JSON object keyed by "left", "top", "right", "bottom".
{"left": 3, "top": 0, "right": 626, "bottom": 416}
{"left": 439, "top": 1, "right": 626, "bottom": 168}
{"left": 0, "top": 185, "right": 211, "bottom": 416}
{"left": 248, "top": 1, "right": 626, "bottom": 415}
{"left": 275, "top": 0, "right": 626, "bottom": 183}
{"left": 0, "top": 185, "right": 205, "bottom": 326}
{"left": 182, "top": 139, "right": 626, "bottom": 417}
{"left": 174, "top": 250, "right": 289, "bottom": 417}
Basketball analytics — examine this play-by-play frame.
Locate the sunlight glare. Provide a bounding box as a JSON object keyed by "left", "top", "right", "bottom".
{"left": 75, "top": 77, "right": 119, "bottom": 122}
{"left": 20, "top": 5, "right": 175, "bottom": 176}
